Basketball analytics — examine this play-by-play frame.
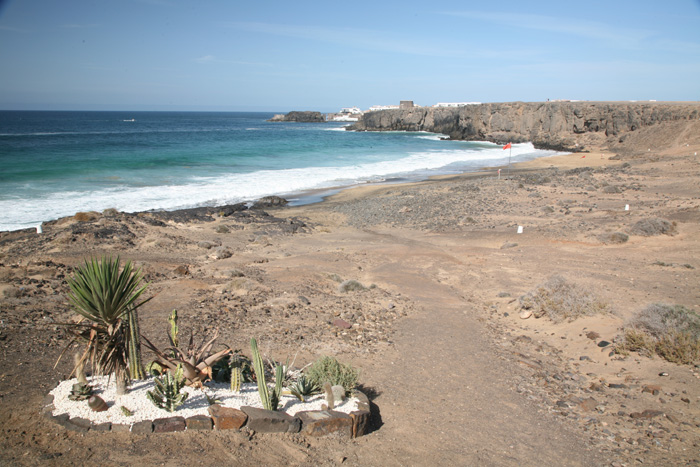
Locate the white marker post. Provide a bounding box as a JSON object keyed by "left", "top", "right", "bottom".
{"left": 36, "top": 224, "right": 43, "bottom": 234}
{"left": 625, "top": 204, "right": 630, "bottom": 211}
{"left": 517, "top": 225, "right": 523, "bottom": 234}
{"left": 498, "top": 169, "right": 501, "bottom": 180}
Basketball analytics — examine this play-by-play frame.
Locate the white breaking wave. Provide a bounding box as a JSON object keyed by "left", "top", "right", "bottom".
{"left": 415, "top": 133, "right": 446, "bottom": 141}
{"left": 0, "top": 142, "right": 555, "bottom": 231}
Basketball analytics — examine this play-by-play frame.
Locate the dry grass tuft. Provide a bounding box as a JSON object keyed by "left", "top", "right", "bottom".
{"left": 597, "top": 232, "right": 629, "bottom": 244}
{"left": 519, "top": 275, "right": 611, "bottom": 322}
{"left": 616, "top": 303, "right": 700, "bottom": 364}
{"left": 74, "top": 211, "right": 100, "bottom": 222}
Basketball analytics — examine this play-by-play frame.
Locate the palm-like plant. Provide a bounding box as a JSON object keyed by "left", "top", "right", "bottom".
{"left": 57, "top": 256, "right": 151, "bottom": 394}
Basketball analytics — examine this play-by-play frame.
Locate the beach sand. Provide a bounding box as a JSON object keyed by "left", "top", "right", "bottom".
{"left": 0, "top": 130, "right": 699, "bottom": 465}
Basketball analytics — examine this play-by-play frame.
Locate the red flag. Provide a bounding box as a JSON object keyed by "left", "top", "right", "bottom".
{"left": 503, "top": 142, "right": 511, "bottom": 150}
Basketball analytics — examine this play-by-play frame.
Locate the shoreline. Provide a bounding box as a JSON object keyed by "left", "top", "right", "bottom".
{"left": 295, "top": 147, "right": 621, "bottom": 209}
{"left": 0, "top": 142, "right": 562, "bottom": 234}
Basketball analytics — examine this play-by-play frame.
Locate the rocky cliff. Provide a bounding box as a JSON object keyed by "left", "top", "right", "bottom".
{"left": 348, "top": 102, "right": 700, "bottom": 152}
{"left": 268, "top": 111, "right": 326, "bottom": 123}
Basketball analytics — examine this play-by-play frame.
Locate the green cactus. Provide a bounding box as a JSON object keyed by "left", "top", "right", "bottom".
{"left": 127, "top": 307, "right": 145, "bottom": 380}
{"left": 306, "top": 356, "right": 359, "bottom": 397}
{"left": 146, "top": 364, "right": 189, "bottom": 412}
{"left": 68, "top": 382, "right": 94, "bottom": 401}
{"left": 230, "top": 365, "right": 243, "bottom": 393}
{"left": 250, "top": 338, "right": 273, "bottom": 410}
{"left": 270, "top": 364, "right": 284, "bottom": 411}
{"left": 168, "top": 309, "right": 179, "bottom": 352}
{"left": 120, "top": 406, "right": 134, "bottom": 417}
{"left": 250, "top": 338, "right": 285, "bottom": 411}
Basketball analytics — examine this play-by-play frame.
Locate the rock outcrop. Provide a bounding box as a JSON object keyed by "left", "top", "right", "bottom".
{"left": 348, "top": 101, "right": 700, "bottom": 152}
{"left": 268, "top": 111, "right": 326, "bottom": 123}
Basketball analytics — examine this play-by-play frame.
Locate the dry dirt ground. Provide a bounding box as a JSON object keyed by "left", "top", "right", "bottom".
{"left": 1, "top": 123, "right": 699, "bottom": 466}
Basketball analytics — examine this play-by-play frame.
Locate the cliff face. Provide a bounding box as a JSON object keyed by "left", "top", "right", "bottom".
{"left": 268, "top": 111, "right": 326, "bottom": 123}
{"left": 349, "top": 102, "right": 700, "bottom": 152}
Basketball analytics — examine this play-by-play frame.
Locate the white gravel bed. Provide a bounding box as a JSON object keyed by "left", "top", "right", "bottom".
{"left": 50, "top": 376, "right": 359, "bottom": 425}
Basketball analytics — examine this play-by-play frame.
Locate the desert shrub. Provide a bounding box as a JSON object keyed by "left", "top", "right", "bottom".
{"left": 338, "top": 279, "right": 366, "bottom": 293}
{"left": 74, "top": 211, "right": 100, "bottom": 222}
{"left": 306, "top": 356, "right": 359, "bottom": 396}
{"left": 627, "top": 303, "right": 700, "bottom": 339}
{"left": 518, "top": 275, "right": 610, "bottom": 322}
{"left": 617, "top": 303, "right": 700, "bottom": 364}
{"left": 656, "top": 332, "right": 700, "bottom": 364}
{"left": 597, "top": 232, "right": 629, "bottom": 244}
{"left": 615, "top": 329, "right": 656, "bottom": 357}
{"left": 628, "top": 218, "right": 677, "bottom": 236}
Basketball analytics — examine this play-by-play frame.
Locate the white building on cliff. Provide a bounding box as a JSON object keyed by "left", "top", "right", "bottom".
{"left": 433, "top": 102, "right": 481, "bottom": 108}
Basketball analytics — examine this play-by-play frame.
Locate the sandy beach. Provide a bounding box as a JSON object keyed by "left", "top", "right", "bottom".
{"left": 1, "top": 124, "right": 699, "bottom": 466}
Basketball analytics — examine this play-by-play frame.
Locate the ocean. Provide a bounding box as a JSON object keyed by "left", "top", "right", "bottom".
{"left": 0, "top": 111, "right": 558, "bottom": 232}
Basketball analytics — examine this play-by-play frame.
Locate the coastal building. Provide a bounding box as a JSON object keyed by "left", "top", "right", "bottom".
{"left": 433, "top": 102, "right": 481, "bottom": 108}
{"left": 400, "top": 100, "right": 414, "bottom": 109}
{"left": 368, "top": 105, "right": 400, "bottom": 112}
{"left": 328, "top": 106, "right": 363, "bottom": 122}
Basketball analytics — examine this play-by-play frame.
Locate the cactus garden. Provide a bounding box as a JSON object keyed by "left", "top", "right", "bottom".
{"left": 47, "top": 256, "right": 367, "bottom": 434}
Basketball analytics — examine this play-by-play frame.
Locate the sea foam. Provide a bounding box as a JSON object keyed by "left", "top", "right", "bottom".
{"left": 0, "top": 142, "right": 554, "bottom": 231}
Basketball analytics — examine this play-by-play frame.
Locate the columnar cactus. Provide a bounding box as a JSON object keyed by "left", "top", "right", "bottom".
{"left": 271, "top": 364, "right": 284, "bottom": 411}
{"left": 146, "top": 364, "right": 189, "bottom": 412}
{"left": 230, "top": 366, "right": 243, "bottom": 393}
{"left": 127, "top": 307, "right": 145, "bottom": 380}
{"left": 250, "top": 338, "right": 273, "bottom": 410}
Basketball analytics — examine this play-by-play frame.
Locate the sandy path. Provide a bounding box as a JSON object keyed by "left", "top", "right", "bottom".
{"left": 269, "top": 228, "right": 606, "bottom": 465}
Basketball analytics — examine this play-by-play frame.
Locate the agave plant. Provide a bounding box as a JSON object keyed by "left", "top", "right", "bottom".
{"left": 57, "top": 256, "right": 150, "bottom": 394}
{"left": 287, "top": 375, "right": 320, "bottom": 402}
{"left": 142, "top": 323, "right": 232, "bottom": 386}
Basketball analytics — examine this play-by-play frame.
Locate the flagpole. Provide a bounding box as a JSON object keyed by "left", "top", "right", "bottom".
{"left": 502, "top": 142, "right": 512, "bottom": 178}
{"left": 508, "top": 144, "right": 511, "bottom": 177}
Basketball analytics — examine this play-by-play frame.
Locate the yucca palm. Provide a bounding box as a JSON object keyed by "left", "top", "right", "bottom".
{"left": 58, "top": 256, "right": 151, "bottom": 394}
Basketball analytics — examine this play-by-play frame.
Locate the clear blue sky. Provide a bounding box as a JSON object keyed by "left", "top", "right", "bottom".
{"left": 1, "top": 0, "right": 698, "bottom": 111}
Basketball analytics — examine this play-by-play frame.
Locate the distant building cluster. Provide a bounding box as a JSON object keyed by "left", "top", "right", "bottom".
{"left": 368, "top": 105, "right": 400, "bottom": 111}
{"left": 433, "top": 102, "right": 481, "bottom": 108}
{"left": 327, "top": 100, "right": 480, "bottom": 122}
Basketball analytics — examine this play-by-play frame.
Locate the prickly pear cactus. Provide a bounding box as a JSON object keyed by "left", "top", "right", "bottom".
{"left": 146, "top": 364, "right": 188, "bottom": 412}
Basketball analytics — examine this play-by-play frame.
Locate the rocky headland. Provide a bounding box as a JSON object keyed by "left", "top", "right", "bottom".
{"left": 268, "top": 111, "right": 326, "bottom": 123}
{"left": 349, "top": 101, "right": 700, "bottom": 152}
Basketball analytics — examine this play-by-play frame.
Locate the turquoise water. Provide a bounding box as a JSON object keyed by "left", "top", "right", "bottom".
{"left": 0, "top": 111, "right": 556, "bottom": 231}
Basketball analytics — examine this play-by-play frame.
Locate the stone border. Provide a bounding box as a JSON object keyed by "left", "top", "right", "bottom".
{"left": 41, "top": 390, "right": 371, "bottom": 438}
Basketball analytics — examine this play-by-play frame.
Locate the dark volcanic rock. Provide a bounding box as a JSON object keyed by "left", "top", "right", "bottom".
{"left": 268, "top": 111, "right": 326, "bottom": 123}
{"left": 252, "top": 196, "right": 289, "bottom": 209}
{"left": 146, "top": 203, "right": 249, "bottom": 223}
{"left": 349, "top": 102, "right": 700, "bottom": 152}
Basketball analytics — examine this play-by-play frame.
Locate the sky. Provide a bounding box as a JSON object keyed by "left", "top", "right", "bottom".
{"left": 0, "top": 0, "right": 699, "bottom": 112}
